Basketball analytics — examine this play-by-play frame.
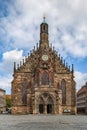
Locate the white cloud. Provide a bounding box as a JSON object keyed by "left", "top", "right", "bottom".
{"left": 0, "top": 49, "right": 24, "bottom": 74}
{"left": 0, "top": 75, "right": 12, "bottom": 94}
{"left": 59, "top": 27, "right": 87, "bottom": 58}
{"left": 0, "top": 0, "right": 87, "bottom": 58}
{"left": 3, "top": 49, "right": 23, "bottom": 61}
{"left": 0, "top": 49, "right": 24, "bottom": 93}
{"left": 75, "top": 71, "right": 87, "bottom": 91}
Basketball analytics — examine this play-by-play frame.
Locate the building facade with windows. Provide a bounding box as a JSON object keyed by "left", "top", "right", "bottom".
{"left": 0, "top": 88, "right": 6, "bottom": 113}
{"left": 77, "top": 82, "right": 87, "bottom": 114}
{"left": 11, "top": 18, "right": 76, "bottom": 114}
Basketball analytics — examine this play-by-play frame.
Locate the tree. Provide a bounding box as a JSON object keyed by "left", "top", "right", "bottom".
{"left": 6, "top": 95, "right": 11, "bottom": 110}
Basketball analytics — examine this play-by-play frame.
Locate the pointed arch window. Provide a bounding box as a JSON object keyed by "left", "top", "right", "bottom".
{"left": 22, "top": 81, "right": 27, "bottom": 105}
{"left": 61, "top": 79, "right": 66, "bottom": 105}
{"left": 36, "top": 72, "right": 39, "bottom": 85}
{"left": 41, "top": 72, "right": 49, "bottom": 85}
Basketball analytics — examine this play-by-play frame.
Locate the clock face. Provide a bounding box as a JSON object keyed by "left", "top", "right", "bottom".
{"left": 42, "top": 55, "right": 48, "bottom": 61}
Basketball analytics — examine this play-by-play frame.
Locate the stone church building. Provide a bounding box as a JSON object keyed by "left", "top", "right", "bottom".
{"left": 11, "top": 18, "right": 76, "bottom": 114}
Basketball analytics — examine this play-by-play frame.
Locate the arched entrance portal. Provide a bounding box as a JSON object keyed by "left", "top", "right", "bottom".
{"left": 47, "top": 104, "right": 52, "bottom": 113}
{"left": 47, "top": 96, "right": 53, "bottom": 114}
{"left": 39, "top": 104, "right": 44, "bottom": 113}
{"left": 39, "top": 97, "right": 44, "bottom": 114}
{"left": 38, "top": 93, "right": 54, "bottom": 114}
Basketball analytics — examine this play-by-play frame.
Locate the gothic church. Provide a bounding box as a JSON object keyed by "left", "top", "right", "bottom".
{"left": 11, "top": 18, "right": 76, "bottom": 114}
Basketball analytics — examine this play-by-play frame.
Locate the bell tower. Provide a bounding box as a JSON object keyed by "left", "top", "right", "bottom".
{"left": 39, "top": 17, "right": 49, "bottom": 49}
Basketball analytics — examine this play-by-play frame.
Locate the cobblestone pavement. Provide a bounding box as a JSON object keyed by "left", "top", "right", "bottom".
{"left": 0, "top": 114, "right": 87, "bottom": 130}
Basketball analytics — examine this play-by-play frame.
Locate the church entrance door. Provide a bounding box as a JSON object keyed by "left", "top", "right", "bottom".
{"left": 38, "top": 93, "right": 54, "bottom": 114}
{"left": 39, "top": 104, "right": 44, "bottom": 113}
{"left": 47, "top": 104, "right": 52, "bottom": 114}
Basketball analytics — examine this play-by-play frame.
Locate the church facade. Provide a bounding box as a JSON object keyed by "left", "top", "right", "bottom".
{"left": 11, "top": 18, "right": 76, "bottom": 114}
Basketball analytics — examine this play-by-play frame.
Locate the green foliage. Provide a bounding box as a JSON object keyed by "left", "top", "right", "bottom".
{"left": 6, "top": 98, "right": 11, "bottom": 108}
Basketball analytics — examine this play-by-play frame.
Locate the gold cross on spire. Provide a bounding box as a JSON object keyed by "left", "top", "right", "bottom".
{"left": 43, "top": 13, "right": 46, "bottom": 23}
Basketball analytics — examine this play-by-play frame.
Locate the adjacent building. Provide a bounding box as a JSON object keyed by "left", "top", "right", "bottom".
{"left": 11, "top": 18, "right": 76, "bottom": 115}
{"left": 0, "top": 88, "right": 6, "bottom": 113}
{"left": 77, "top": 82, "right": 87, "bottom": 114}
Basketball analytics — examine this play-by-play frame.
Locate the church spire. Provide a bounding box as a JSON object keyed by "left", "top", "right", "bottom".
{"left": 39, "top": 17, "right": 49, "bottom": 49}
{"left": 43, "top": 15, "right": 46, "bottom": 23}
{"left": 71, "top": 64, "right": 74, "bottom": 78}
{"left": 14, "top": 62, "right": 16, "bottom": 73}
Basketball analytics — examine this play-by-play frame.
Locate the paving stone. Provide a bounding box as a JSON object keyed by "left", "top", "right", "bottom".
{"left": 0, "top": 115, "right": 87, "bottom": 130}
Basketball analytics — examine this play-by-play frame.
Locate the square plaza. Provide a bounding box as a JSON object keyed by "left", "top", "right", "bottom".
{"left": 0, "top": 115, "right": 87, "bottom": 130}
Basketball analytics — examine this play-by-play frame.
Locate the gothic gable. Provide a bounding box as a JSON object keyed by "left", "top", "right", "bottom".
{"left": 11, "top": 18, "right": 76, "bottom": 115}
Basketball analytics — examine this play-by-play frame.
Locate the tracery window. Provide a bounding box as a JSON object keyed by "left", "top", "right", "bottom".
{"left": 41, "top": 72, "right": 49, "bottom": 85}
{"left": 47, "top": 96, "right": 53, "bottom": 104}
{"left": 22, "top": 81, "right": 27, "bottom": 105}
{"left": 49, "top": 75, "right": 54, "bottom": 86}
{"left": 61, "top": 79, "right": 66, "bottom": 105}
{"left": 36, "top": 72, "right": 39, "bottom": 85}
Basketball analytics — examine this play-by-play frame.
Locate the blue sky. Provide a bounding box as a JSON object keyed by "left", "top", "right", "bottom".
{"left": 0, "top": 0, "right": 87, "bottom": 94}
